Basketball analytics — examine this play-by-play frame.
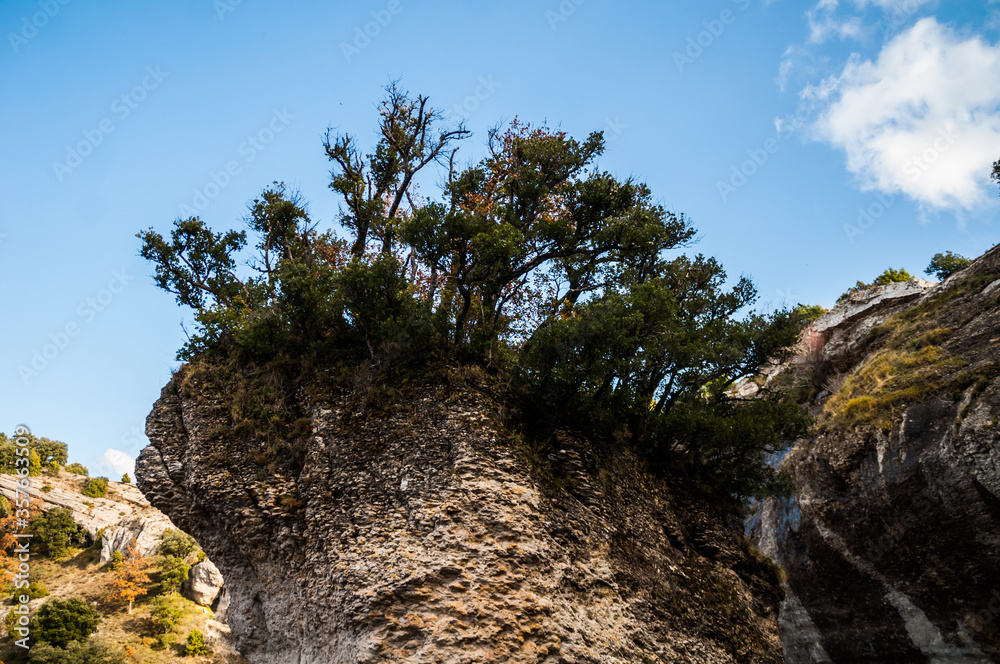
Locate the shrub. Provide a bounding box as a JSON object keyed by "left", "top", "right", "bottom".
{"left": 30, "top": 597, "right": 101, "bottom": 648}
{"left": 41, "top": 484, "right": 53, "bottom": 493}
{"left": 149, "top": 596, "right": 184, "bottom": 634}
{"left": 107, "top": 550, "right": 124, "bottom": 572}
{"left": 159, "top": 529, "right": 200, "bottom": 559}
{"left": 31, "top": 508, "right": 87, "bottom": 558}
{"left": 26, "top": 580, "right": 49, "bottom": 600}
{"left": 28, "top": 637, "right": 127, "bottom": 664}
{"left": 794, "top": 304, "right": 826, "bottom": 324}
{"left": 121, "top": 473, "right": 131, "bottom": 484}
{"left": 925, "top": 251, "right": 972, "bottom": 280}
{"left": 185, "top": 629, "right": 211, "bottom": 656}
{"left": 80, "top": 477, "right": 108, "bottom": 498}
{"left": 157, "top": 556, "right": 191, "bottom": 594}
{"left": 65, "top": 463, "right": 89, "bottom": 476}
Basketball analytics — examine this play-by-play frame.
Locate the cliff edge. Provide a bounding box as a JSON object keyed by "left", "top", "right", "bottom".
{"left": 138, "top": 374, "right": 787, "bottom": 663}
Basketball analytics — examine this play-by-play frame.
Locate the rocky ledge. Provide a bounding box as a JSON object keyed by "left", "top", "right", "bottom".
{"left": 751, "top": 245, "right": 1000, "bottom": 663}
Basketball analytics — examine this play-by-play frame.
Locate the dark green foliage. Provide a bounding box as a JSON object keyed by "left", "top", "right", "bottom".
{"left": 28, "top": 637, "right": 125, "bottom": 664}
{"left": 120, "top": 473, "right": 131, "bottom": 483}
{"left": 30, "top": 597, "right": 101, "bottom": 648}
{"left": 157, "top": 556, "right": 191, "bottom": 594}
{"left": 925, "top": 251, "right": 971, "bottom": 280}
{"left": 65, "top": 462, "right": 89, "bottom": 476}
{"left": 140, "top": 85, "right": 813, "bottom": 500}
{"left": 80, "top": 477, "right": 108, "bottom": 498}
{"left": 185, "top": 629, "right": 211, "bottom": 656}
{"left": 31, "top": 508, "right": 87, "bottom": 558}
{"left": 159, "top": 529, "right": 200, "bottom": 559}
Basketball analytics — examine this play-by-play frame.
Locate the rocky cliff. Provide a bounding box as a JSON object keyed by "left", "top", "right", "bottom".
{"left": 750, "top": 245, "right": 1000, "bottom": 663}
{"left": 138, "top": 371, "right": 788, "bottom": 663}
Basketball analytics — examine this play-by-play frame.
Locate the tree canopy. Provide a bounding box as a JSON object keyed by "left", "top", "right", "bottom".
{"left": 139, "top": 83, "right": 812, "bottom": 499}
{"left": 925, "top": 251, "right": 971, "bottom": 280}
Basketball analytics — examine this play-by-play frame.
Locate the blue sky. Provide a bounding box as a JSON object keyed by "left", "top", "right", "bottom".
{"left": 2, "top": 0, "right": 998, "bottom": 475}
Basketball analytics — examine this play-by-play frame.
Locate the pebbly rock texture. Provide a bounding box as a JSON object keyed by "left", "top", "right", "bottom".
{"left": 750, "top": 245, "right": 1000, "bottom": 663}
{"left": 138, "top": 374, "right": 788, "bottom": 664}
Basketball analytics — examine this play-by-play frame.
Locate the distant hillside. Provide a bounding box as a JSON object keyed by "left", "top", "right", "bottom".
{"left": 0, "top": 449, "right": 243, "bottom": 664}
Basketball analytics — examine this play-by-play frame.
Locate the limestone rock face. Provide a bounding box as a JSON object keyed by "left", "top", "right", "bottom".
{"left": 750, "top": 246, "right": 1000, "bottom": 662}
{"left": 138, "top": 378, "right": 787, "bottom": 664}
{"left": 185, "top": 559, "right": 225, "bottom": 606}
{"left": 0, "top": 473, "right": 168, "bottom": 543}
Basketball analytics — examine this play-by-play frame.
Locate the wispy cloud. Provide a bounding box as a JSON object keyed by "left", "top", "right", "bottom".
{"left": 806, "top": 18, "right": 1000, "bottom": 209}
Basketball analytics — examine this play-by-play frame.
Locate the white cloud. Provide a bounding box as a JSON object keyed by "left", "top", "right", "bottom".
{"left": 100, "top": 448, "right": 135, "bottom": 479}
{"left": 807, "top": 0, "right": 864, "bottom": 44}
{"left": 807, "top": 18, "right": 1000, "bottom": 209}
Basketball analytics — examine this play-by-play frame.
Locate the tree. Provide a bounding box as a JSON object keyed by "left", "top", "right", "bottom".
{"left": 31, "top": 508, "right": 87, "bottom": 559}
{"left": 140, "top": 86, "right": 812, "bottom": 500}
{"left": 157, "top": 556, "right": 191, "bottom": 594}
{"left": 794, "top": 304, "right": 826, "bottom": 324}
{"left": 30, "top": 597, "right": 101, "bottom": 648}
{"left": 185, "top": 629, "right": 211, "bottom": 656}
{"left": 837, "top": 267, "right": 914, "bottom": 304}
{"left": 107, "top": 538, "right": 151, "bottom": 614}
{"left": 107, "top": 550, "right": 124, "bottom": 572}
{"left": 159, "top": 529, "right": 200, "bottom": 559}
{"left": 120, "top": 473, "right": 131, "bottom": 484}
{"left": 925, "top": 251, "right": 971, "bottom": 280}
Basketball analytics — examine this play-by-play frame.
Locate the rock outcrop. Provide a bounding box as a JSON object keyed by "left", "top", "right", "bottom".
{"left": 138, "top": 374, "right": 788, "bottom": 663}
{"left": 750, "top": 246, "right": 1000, "bottom": 662}
{"left": 184, "top": 559, "right": 225, "bottom": 606}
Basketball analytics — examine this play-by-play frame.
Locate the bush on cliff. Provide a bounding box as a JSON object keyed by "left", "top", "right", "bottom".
{"left": 30, "top": 597, "right": 101, "bottom": 648}
{"left": 31, "top": 508, "right": 87, "bottom": 559}
{"left": 140, "top": 83, "right": 811, "bottom": 499}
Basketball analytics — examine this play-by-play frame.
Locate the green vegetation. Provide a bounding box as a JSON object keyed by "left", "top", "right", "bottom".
{"left": 30, "top": 597, "right": 101, "bottom": 648}
{"left": 149, "top": 596, "right": 184, "bottom": 634}
{"left": 185, "top": 629, "right": 210, "bottom": 656}
{"left": 140, "top": 84, "right": 812, "bottom": 500}
{"left": 107, "top": 551, "right": 124, "bottom": 572}
{"left": 159, "top": 529, "right": 200, "bottom": 559}
{"left": 157, "top": 556, "right": 191, "bottom": 594}
{"left": 28, "top": 637, "right": 126, "bottom": 664}
{"left": 65, "top": 463, "right": 89, "bottom": 476}
{"left": 31, "top": 508, "right": 87, "bottom": 559}
{"left": 794, "top": 304, "right": 826, "bottom": 324}
{"left": 80, "top": 477, "right": 109, "bottom": 498}
{"left": 925, "top": 251, "right": 971, "bottom": 280}
{"left": 120, "top": 473, "right": 131, "bottom": 484}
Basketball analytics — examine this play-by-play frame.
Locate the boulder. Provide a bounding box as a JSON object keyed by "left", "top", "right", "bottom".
{"left": 184, "top": 559, "right": 225, "bottom": 607}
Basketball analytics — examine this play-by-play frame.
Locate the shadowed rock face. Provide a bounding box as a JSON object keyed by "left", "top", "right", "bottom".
{"left": 751, "top": 245, "right": 1000, "bottom": 663}
{"left": 138, "top": 379, "right": 786, "bottom": 664}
